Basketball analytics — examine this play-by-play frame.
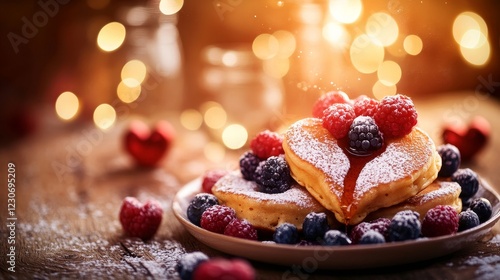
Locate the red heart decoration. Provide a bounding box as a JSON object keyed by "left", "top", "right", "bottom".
{"left": 124, "top": 120, "right": 175, "bottom": 167}
{"left": 442, "top": 116, "right": 490, "bottom": 162}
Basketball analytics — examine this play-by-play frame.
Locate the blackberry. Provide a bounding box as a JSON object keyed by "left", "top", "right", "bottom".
{"left": 239, "top": 151, "right": 261, "bottom": 181}
{"left": 359, "top": 230, "right": 385, "bottom": 244}
{"left": 187, "top": 193, "right": 219, "bottom": 226}
{"left": 273, "top": 223, "right": 299, "bottom": 244}
{"left": 387, "top": 210, "right": 421, "bottom": 242}
{"left": 458, "top": 209, "right": 480, "bottom": 232}
{"left": 302, "top": 212, "right": 330, "bottom": 241}
{"left": 469, "top": 197, "right": 492, "bottom": 223}
{"left": 323, "top": 230, "right": 352, "bottom": 246}
{"left": 347, "top": 116, "right": 384, "bottom": 155}
{"left": 437, "top": 144, "right": 461, "bottom": 177}
{"left": 451, "top": 168, "right": 479, "bottom": 200}
{"left": 350, "top": 218, "right": 391, "bottom": 244}
{"left": 255, "top": 156, "right": 293, "bottom": 194}
{"left": 176, "top": 251, "right": 209, "bottom": 280}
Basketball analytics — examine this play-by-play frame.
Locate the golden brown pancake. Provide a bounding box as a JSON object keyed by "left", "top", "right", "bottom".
{"left": 283, "top": 118, "right": 442, "bottom": 225}
{"left": 212, "top": 171, "right": 331, "bottom": 231}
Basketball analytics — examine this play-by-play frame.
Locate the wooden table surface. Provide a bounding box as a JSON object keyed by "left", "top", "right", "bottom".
{"left": 1, "top": 91, "right": 500, "bottom": 279}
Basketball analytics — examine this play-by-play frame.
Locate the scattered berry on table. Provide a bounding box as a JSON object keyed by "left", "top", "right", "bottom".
{"left": 469, "top": 197, "right": 493, "bottom": 223}
{"left": 239, "top": 151, "right": 261, "bottom": 181}
{"left": 224, "top": 219, "right": 258, "bottom": 240}
{"left": 437, "top": 144, "right": 461, "bottom": 177}
{"left": 322, "top": 103, "right": 356, "bottom": 139}
{"left": 353, "top": 95, "right": 379, "bottom": 118}
{"left": 302, "top": 212, "right": 330, "bottom": 241}
{"left": 323, "top": 230, "right": 352, "bottom": 246}
{"left": 358, "top": 230, "right": 386, "bottom": 244}
{"left": 200, "top": 205, "right": 236, "bottom": 234}
{"left": 374, "top": 94, "right": 418, "bottom": 138}
{"left": 119, "top": 197, "right": 163, "bottom": 240}
{"left": 176, "top": 251, "right": 209, "bottom": 280}
{"left": 312, "top": 90, "right": 351, "bottom": 119}
{"left": 250, "top": 130, "right": 284, "bottom": 159}
{"left": 187, "top": 193, "right": 219, "bottom": 226}
{"left": 201, "top": 169, "right": 229, "bottom": 193}
{"left": 348, "top": 116, "right": 384, "bottom": 155}
{"left": 451, "top": 168, "right": 479, "bottom": 200}
{"left": 387, "top": 210, "right": 421, "bottom": 242}
{"left": 193, "top": 258, "right": 255, "bottom": 280}
{"left": 255, "top": 156, "right": 293, "bottom": 194}
{"left": 273, "top": 223, "right": 299, "bottom": 244}
{"left": 458, "top": 209, "right": 481, "bottom": 232}
{"left": 421, "top": 205, "right": 459, "bottom": 237}
{"left": 350, "top": 218, "right": 391, "bottom": 244}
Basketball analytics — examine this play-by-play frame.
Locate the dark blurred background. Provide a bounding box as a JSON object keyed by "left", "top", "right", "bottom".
{"left": 1, "top": 0, "right": 499, "bottom": 144}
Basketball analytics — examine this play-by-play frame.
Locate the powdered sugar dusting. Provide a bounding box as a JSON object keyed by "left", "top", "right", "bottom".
{"left": 408, "top": 181, "right": 461, "bottom": 205}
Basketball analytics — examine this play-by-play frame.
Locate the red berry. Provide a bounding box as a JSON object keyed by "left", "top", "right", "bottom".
{"left": 200, "top": 205, "right": 237, "bottom": 233}
{"left": 312, "top": 91, "right": 351, "bottom": 119}
{"left": 202, "top": 169, "right": 229, "bottom": 194}
{"left": 193, "top": 258, "right": 255, "bottom": 280}
{"left": 224, "top": 219, "right": 258, "bottom": 240}
{"left": 374, "top": 94, "right": 418, "bottom": 138}
{"left": 421, "top": 205, "right": 459, "bottom": 237}
{"left": 350, "top": 218, "right": 390, "bottom": 244}
{"left": 250, "top": 130, "right": 284, "bottom": 159}
{"left": 119, "top": 197, "right": 163, "bottom": 240}
{"left": 322, "top": 103, "right": 356, "bottom": 139}
{"left": 353, "top": 95, "right": 379, "bottom": 118}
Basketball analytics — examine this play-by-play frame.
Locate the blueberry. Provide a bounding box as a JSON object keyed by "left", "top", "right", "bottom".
{"left": 437, "top": 144, "right": 461, "bottom": 177}
{"left": 176, "top": 251, "right": 209, "bottom": 280}
{"left": 458, "top": 209, "right": 481, "bottom": 231}
{"left": 469, "top": 197, "right": 493, "bottom": 223}
{"left": 239, "top": 151, "right": 261, "bottom": 181}
{"left": 387, "top": 210, "right": 421, "bottom": 242}
{"left": 273, "top": 223, "right": 299, "bottom": 244}
{"left": 255, "top": 156, "right": 293, "bottom": 194}
{"left": 302, "top": 212, "right": 330, "bottom": 241}
{"left": 187, "top": 193, "right": 219, "bottom": 226}
{"left": 323, "top": 230, "right": 352, "bottom": 246}
{"left": 359, "top": 230, "right": 385, "bottom": 244}
{"left": 451, "top": 168, "right": 479, "bottom": 200}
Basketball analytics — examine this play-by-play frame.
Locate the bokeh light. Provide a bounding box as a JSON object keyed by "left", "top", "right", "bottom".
{"left": 453, "top": 11, "right": 490, "bottom": 66}
{"left": 403, "top": 35, "right": 423, "bottom": 55}
{"left": 252, "top": 34, "right": 279, "bottom": 60}
{"left": 201, "top": 102, "right": 227, "bottom": 129}
{"left": 222, "top": 124, "right": 248, "bottom": 150}
{"left": 323, "top": 22, "right": 350, "bottom": 47}
{"left": 372, "top": 81, "right": 397, "bottom": 100}
{"left": 159, "top": 0, "right": 184, "bottom": 15}
{"left": 350, "top": 34, "right": 385, "bottom": 74}
{"left": 377, "top": 60, "right": 402, "bottom": 87}
{"left": 117, "top": 81, "right": 141, "bottom": 103}
{"left": 97, "top": 22, "right": 126, "bottom": 52}
{"left": 204, "top": 142, "right": 225, "bottom": 163}
{"left": 273, "top": 30, "right": 296, "bottom": 59}
{"left": 93, "top": 104, "right": 116, "bottom": 130}
{"left": 263, "top": 57, "right": 290, "bottom": 78}
{"left": 180, "top": 109, "right": 203, "bottom": 131}
{"left": 329, "top": 0, "right": 363, "bottom": 24}
{"left": 365, "top": 12, "right": 399, "bottom": 47}
{"left": 460, "top": 38, "right": 490, "bottom": 66}
{"left": 121, "top": 60, "right": 147, "bottom": 87}
{"left": 55, "top": 91, "right": 79, "bottom": 121}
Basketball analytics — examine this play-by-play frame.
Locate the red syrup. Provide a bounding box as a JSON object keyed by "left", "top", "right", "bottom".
{"left": 337, "top": 137, "right": 387, "bottom": 224}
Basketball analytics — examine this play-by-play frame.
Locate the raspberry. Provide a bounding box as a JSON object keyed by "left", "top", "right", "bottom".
{"left": 273, "top": 223, "right": 299, "bottom": 244}
{"left": 200, "top": 205, "right": 236, "bottom": 233}
{"left": 348, "top": 116, "right": 384, "bottom": 155}
{"left": 451, "top": 168, "right": 479, "bottom": 200}
{"left": 469, "top": 197, "right": 492, "bottom": 223}
{"left": 176, "top": 252, "right": 209, "bottom": 280}
{"left": 302, "top": 212, "right": 330, "bottom": 241}
{"left": 387, "top": 210, "right": 421, "bottom": 242}
{"left": 201, "top": 169, "right": 229, "bottom": 193}
{"left": 322, "top": 103, "right": 356, "bottom": 139}
{"left": 187, "top": 193, "right": 219, "bottom": 226}
{"left": 374, "top": 94, "right": 418, "bottom": 138}
{"left": 421, "top": 205, "right": 459, "bottom": 237}
{"left": 353, "top": 95, "right": 379, "bottom": 118}
{"left": 323, "top": 230, "right": 352, "bottom": 246}
{"left": 239, "top": 151, "right": 261, "bottom": 181}
{"left": 458, "top": 209, "right": 480, "bottom": 232}
{"left": 359, "top": 230, "right": 386, "bottom": 244}
{"left": 312, "top": 90, "right": 351, "bottom": 119}
{"left": 119, "top": 197, "right": 163, "bottom": 240}
{"left": 437, "top": 144, "right": 461, "bottom": 177}
{"left": 255, "top": 156, "right": 293, "bottom": 194}
{"left": 250, "top": 130, "right": 284, "bottom": 160}
{"left": 223, "top": 219, "right": 258, "bottom": 240}
{"left": 349, "top": 218, "right": 391, "bottom": 244}
{"left": 193, "top": 258, "right": 255, "bottom": 280}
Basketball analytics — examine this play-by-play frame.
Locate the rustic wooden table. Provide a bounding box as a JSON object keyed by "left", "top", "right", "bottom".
{"left": 1, "top": 91, "right": 499, "bottom": 279}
